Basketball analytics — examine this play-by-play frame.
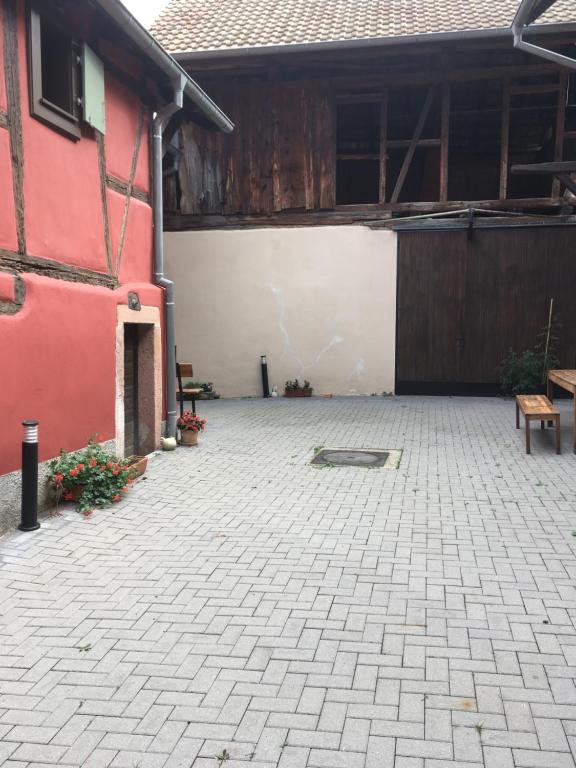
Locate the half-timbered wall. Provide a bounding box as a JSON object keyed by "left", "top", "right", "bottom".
{"left": 0, "top": 0, "right": 161, "bottom": 481}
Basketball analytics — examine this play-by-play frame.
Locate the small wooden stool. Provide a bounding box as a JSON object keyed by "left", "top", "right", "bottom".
{"left": 516, "top": 394, "right": 561, "bottom": 455}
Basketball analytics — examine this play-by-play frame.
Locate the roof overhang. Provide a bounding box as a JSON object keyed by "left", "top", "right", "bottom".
{"left": 92, "top": 0, "right": 234, "bottom": 131}
{"left": 513, "top": 0, "right": 576, "bottom": 69}
{"left": 172, "top": 20, "right": 576, "bottom": 63}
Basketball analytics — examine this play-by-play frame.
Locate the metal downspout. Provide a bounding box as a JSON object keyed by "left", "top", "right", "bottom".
{"left": 153, "top": 77, "right": 185, "bottom": 439}
{"left": 513, "top": 0, "right": 576, "bottom": 70}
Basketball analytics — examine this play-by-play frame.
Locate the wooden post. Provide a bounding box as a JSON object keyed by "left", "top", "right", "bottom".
{"left": 440, "top": 82, "right": 450, "bottom": 203}
{"left": 3, "top": 0, "right": 26, "bottom": 255}
{"left": 552, "top": 72, "right": 568, "bottom": 199}
{"left": 379, "top": 90, "right": 388, "bottom": 204}
{"left": 499, "top": 78, "right": 511, "bottom": 201}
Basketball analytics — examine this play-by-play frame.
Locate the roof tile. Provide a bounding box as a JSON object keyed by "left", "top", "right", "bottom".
{"left": 150, "top": 0, "right": 576, "bottom": 54}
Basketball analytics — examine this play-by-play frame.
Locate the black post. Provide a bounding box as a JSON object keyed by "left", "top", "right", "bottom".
{"left": 261, "top": 355, "right": 270, "bottom": 398}
{"left": 176, "top": 361, "right": 184, "bottom": 418}
{"left": 19, "top": 421, "right": 40, "bottom": 532}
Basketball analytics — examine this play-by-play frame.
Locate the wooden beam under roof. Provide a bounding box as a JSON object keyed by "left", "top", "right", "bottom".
{"left": 512, "top": 160, "right": 576, "bottom": 195}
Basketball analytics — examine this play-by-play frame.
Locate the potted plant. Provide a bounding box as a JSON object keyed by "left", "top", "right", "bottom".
{"left": 177, "top": 411, "right": 207, "bottom": 445}
{"left": 182, "top": 381, "right": 220, "bottom": 400}
{"left": 125, "top": 455, "right": 148, "bottom": 479}
{"left": 284, "top": 379, "right": 313, "bottom": 398}
{"left": 48, "top": 441, "right": 133, "bottom": 513}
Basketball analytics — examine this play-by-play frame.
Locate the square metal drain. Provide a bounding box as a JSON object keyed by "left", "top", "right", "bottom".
{"left": 311, "top": 448, "right": 402, "bottom": 469}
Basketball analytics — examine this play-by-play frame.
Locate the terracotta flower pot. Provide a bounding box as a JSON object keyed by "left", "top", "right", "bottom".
{"left": 179, "top": 430, "right": 199, "bottom": 446}
{"left": 126, "top": 455, "right": 148, "bottom": 479}
{"left": 284, "top": 388, "right": 313, "bottom": 398}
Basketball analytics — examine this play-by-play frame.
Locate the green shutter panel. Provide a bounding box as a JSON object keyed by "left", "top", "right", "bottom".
{"left": 82, "top": 43, "right": 106, "bottom": 134}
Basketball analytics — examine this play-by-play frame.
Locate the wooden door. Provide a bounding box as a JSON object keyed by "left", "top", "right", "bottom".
{"left": 124, "top": 324, "right": 139, "bottom": 456}
{"left": 396, "top": 226, "right": 576, "bottom": 395}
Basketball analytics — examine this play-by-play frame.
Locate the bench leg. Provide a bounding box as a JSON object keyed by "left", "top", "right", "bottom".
{"left": 516, "top": 402, "right": 520, "bottom": 429}
{"left": 525, "top": 418, "right": 531, "bottom": 454}
{"left": 556, "top": 416, "right": 561, "bottom": 455}
{"left": 547, "top": 379, "right": 554, "bottom": 428}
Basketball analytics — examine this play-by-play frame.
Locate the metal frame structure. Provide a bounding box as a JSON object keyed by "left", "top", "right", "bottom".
{"left": 513, "top": 0, "right": 576, "bottom": 70}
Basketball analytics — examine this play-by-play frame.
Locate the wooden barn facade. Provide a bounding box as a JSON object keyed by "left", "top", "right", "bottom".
{"left": 153, "top": 0, "right": 576, "bottom": 398}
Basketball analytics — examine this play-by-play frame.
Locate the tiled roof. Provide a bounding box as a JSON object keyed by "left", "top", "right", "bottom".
{"left": 150, "top": 0, "right": 576, "bottom": 56}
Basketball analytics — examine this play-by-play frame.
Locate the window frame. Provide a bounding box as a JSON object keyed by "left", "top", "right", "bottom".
{"left": 26, "top": 1, "right": 82, "bottom": 141}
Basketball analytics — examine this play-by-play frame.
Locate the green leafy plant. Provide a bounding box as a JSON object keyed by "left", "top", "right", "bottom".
{"left": 49, "top": 441, "right": 132, "bottom": 514}
{"left": 184, "top": 381, "right": 215, "bottom": 393}
{"left": 181, "top": 381, "right": 220, "bottom": 400}
{"left": 500, "top": 311, "right": 561, "bottom": 396}
{"left": 500, "top": 350, "right": 558, "bottom": 396}
{"left": 285, "top": 379, "right": 313, "bottom": 392}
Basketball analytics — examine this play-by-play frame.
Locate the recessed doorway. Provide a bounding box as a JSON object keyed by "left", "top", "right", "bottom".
{"left": 116, "top": 305, "right": 162, "bottom": 459}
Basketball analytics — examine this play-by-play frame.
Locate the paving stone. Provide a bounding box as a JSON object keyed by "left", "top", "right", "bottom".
{"left": 1, "top": 396, "right": 576, "bottom": 767}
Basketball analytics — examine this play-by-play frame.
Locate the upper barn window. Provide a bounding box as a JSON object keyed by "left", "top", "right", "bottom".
{"left": 336, "top": 100, "right": 381, "bottom": 205}
{"left": 27, "top": 1, "right": 82, "bottom": 140}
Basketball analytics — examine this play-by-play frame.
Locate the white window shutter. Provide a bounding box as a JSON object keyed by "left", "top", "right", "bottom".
{"left": 82, "top": 43, "right": 106, "bottom": 133}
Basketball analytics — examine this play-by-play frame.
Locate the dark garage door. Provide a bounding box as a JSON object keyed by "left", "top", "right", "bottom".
{"left": 396, "top": 225, "right": 576, "bottom": 395}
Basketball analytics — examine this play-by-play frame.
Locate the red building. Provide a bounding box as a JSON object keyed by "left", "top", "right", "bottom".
{"left": 0, "top": 0, "right": 232, "bottom": 530}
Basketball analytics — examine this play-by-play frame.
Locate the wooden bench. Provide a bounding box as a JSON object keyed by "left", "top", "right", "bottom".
{"left": 516, "top": 394, "right": 561, "bottom": 455}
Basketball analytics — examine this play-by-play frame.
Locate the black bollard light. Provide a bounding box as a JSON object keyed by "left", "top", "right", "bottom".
{"left": 19, "top": 420, "right": 40, "bottom": 532}
{"left": 261, "top": 355, "right": 270, "bottom": 398}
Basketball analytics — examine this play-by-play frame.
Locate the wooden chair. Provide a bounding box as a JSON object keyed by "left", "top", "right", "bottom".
{"left": 516, "top": 394, "right": 561, "bottom": 455}
{"left": 176, "top": 362, "right": 203, "bottom": 416}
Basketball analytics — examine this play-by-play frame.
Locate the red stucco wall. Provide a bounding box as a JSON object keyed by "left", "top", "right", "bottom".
{"left": 0, "top": 129, "right": 18, "bottom": 252}
{"left": 0, "top": 2, "right": 164, "bottom": 475}
{"left": 0, "top": 2, "right": 6, "bottom": 111}
{"left": 0, "top": 275, "right": 162, "bottom": 472}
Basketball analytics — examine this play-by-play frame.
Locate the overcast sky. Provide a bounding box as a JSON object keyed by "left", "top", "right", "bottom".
{"left": 120, "top": 0, "right": 170, "bottom": 28}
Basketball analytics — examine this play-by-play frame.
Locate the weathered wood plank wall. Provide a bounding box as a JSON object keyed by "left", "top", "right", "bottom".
{"left": 170, "top": 79, "right": 335, "bottom": 216}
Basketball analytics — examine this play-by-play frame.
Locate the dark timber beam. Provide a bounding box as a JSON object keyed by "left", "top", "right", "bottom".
{"left": 500, "top": 79, "right": 511, "bottom": 201}
{"left": 440, "top": 83, "right": 450, "bottom": 203}
{"left": 0, "top": 248, "right": 118, "bottom": 289}
{"left": 512, "top": 161, "right": 576, "bottom": 174}
{"left": 3, "top": 0, "right": 26, "bottom": 255}
{"left": 378, "top": 90, "right": 388, "bottom": 203}
{"left": 512, "top": 161, "right": 576, "bottom": 196}
{"left": 552, "top": 71, "right": 568, "bottom": 198}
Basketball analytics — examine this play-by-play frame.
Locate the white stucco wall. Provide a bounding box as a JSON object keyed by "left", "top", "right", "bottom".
{"left": 164, "top": 226, "right": 398, "bottom": 397}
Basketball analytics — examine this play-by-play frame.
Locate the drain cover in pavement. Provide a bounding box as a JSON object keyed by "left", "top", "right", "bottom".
{"left": 311, "top": 448, "right": 401, "bottom": 468}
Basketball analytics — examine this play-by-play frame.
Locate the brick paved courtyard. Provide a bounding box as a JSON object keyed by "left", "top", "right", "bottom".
{"left": 1, "top": 396, "right": 576, "bottom": 768}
